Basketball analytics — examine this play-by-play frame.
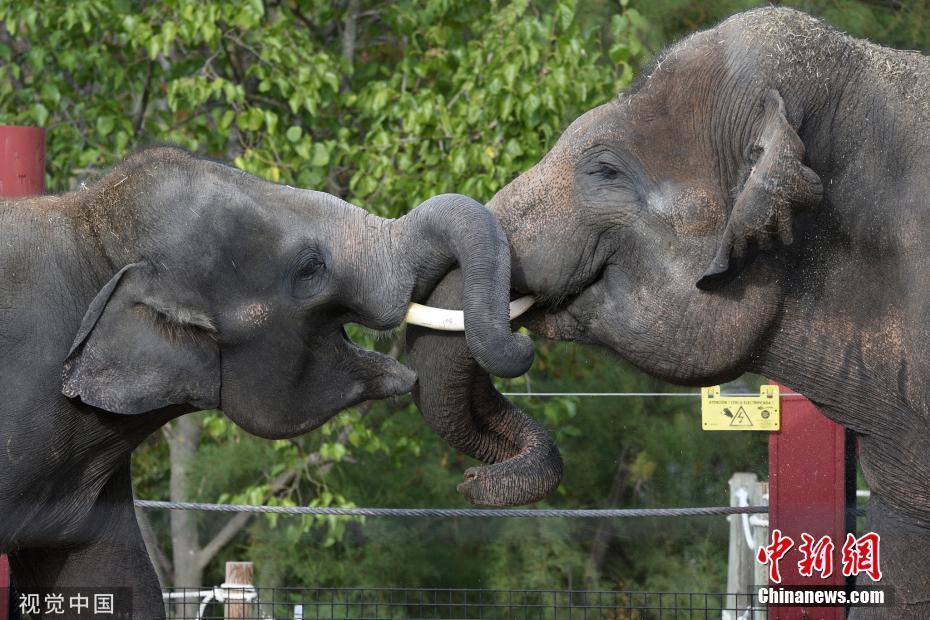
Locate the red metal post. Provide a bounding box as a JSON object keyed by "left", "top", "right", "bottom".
{"left": 0, "top": 124, "right": 45, "bottom": 620}
{"left": 0, "top": 125, "right": 45, "bottom": 197}
{"left": 768, "top": 383, "right": 850, "bottom": 619}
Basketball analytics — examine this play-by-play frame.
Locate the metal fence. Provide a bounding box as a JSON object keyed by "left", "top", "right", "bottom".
{"left": 162, "top": 587, "right": 765, "bottom": 619}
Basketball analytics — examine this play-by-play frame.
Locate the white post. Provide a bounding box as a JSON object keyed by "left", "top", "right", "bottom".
{"left": 725, "top": 473, "right": 764, "bottom": 620}
{"left": 224, "top": 561, "right": 253, "bottom": 620}
{"left": 752, "top": 481, "right": 769, "bottom": 620}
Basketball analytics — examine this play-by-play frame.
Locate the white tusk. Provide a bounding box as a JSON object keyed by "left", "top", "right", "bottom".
{"left": 405, "top": 295, "right": 535, "bottom": 331}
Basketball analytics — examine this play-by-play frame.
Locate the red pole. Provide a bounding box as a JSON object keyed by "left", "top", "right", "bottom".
{"left": 0, "top": 125, "right": 45, "bottom": 197}
{"left": 768, "top": 383, "right": 850, "bottom": 619}
{"left": 0, "top": 124, "right": 45, "bottom": 620}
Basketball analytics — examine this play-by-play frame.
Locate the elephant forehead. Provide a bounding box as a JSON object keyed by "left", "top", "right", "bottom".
{"left": 562, "top": 102, "right": 625, "bottom": 151}
{"left": 504, "top": 105, "right": 622, "bottom": 213}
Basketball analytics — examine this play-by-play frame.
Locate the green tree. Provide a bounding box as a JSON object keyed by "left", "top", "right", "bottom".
{"left": 637, "top": 0, "right": 930, "bottom": 54}
{"left": 0, "top": 0, "right": 651, "bottom": 590}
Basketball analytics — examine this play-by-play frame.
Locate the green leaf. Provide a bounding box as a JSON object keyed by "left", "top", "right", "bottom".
{"left": 523, "top": 93, "right": 540, "bottom": 116}
{"left": 219, "top": 109, "right": 235, "bottom": 130}
{"left": 30, "top": 103, "right": 48, "bottom": 127}
{"left": 320, "top": 442, "right": 347, "bottom": 461}
{"left": 310, "top": 142, "right": 329, "bottom": 167}
{"left": 286, "top": 126, "right": 303, "bottom": 142}
{"left": 555, "top": 2, "right": 574, "bottom": 30}
{"left": 162, "top": 20, "right": 177, "bottom": 46}
{"left": 236, "top": 108, "right": 264, "bottom": 132}
{"left": 40, "top": 83, "right": 60, "bottom": 105}
{"left": 146, "top": 36, "right": 160, "bottom": 60}
{"left": 370, "top": 88, "right": 389, "bottom": 111}
{"left": 114, "top": 131, "right": 129, "bottom": 152}
{"left": 97, "top": 116, "right": 115, "bottom": 137}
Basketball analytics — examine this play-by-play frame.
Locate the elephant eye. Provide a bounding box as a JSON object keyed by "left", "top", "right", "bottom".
{"left": 292, "top": 248, "right": 326, "bottom": 285}
{"left": 594, "top": 163, "right": 619, "bottom": 180}
{"left": 578, "top": 148, "right": 643, "bottom": 205}
{"left": 296, "top": 256, "right": 324, "bottom": 280}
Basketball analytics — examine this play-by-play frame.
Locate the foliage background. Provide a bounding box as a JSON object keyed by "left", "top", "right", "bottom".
{"left": 0, "top": 0, "right": 923, "bottom": 594}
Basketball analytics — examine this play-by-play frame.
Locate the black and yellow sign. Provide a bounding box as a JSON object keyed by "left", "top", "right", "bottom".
{"left": 700, "top": 385, "right": 780, "bottom": 431}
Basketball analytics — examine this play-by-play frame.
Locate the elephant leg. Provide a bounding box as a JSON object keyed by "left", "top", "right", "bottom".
{"left": 10, "top": 461, "right": 165, "bottom": 619}
{"left": 845, "top": 415, "right": 930, "bottom": 618}
{"left": 847, "top": 494, "right": 930, "bottom": 620}
{"left": 407, "top": 270, "right": 562, "bottom": 506}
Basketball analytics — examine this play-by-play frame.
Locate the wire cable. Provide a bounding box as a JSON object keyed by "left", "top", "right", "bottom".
{"left": 135, "top": 501, "right": 772, "bottom": 518}
{"left": 500, "top": 392, "right": 806, "bottom": 397}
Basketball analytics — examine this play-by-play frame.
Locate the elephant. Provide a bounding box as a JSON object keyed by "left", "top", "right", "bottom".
{"left": 0, "top": 145, "right": 533, "bottom": 618}
{"left": 407, "top": 7, "right": 930, "bottom": 617}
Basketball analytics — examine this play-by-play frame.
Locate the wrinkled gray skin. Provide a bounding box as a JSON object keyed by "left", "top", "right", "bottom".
{"left": 0, "top": 147, "right": 532, "bottom": 618}
{"left": 408, "top": 8, "right": 930, "bottom": 616}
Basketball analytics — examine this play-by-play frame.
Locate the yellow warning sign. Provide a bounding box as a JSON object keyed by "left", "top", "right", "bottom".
{"left": 700, "top": 385, "right": 780, "bottom": 431}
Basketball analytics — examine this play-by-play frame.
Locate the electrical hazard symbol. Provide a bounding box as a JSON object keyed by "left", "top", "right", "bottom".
{"left": 728, "top": 407, "right": 753, "bottom": 426}
{"left": 700, "top": 385, "right": 780, "bottom": 431}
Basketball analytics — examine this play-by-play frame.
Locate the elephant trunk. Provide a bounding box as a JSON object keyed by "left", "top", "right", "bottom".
{"left": 453, "top": 380, "right": 563, "bottom": 506}
{"left": 389, "top": 194, "right": 534, "bottom": 379}
{"left": 406, "top": 272, "right": 563, "bottom": 507}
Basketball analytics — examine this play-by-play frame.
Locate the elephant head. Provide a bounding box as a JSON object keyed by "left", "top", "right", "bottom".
{"left": 408, "top": 7, "right": 840, "bottom": 507}
{"left": 409, "top": 13, "right": 930, "bottom": 609}
{"left": 61, "top": 146, "right": 532, "bottom": 438}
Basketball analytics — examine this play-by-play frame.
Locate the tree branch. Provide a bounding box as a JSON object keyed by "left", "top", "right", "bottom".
{"left": 584, "top": 448, "right": 628, "bottom": 589}
{"left": 133, "top": 60, "right": 154, "bottom": 136}
{"left": 196, "top": 511, "right": 252, "bottom": 573}
{"left": 195, "top": 445, "right": 342, "bottom": 571}
{"left": 342, "top": 0, "right": 361, "bottom": 66}
{"left": 136, "top": 506, "right": 173, "bottom": 586}
{"left": 288, "top": 1, "right": 338, "bottom": 40}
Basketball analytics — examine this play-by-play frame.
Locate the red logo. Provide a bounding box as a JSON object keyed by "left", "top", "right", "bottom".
{"left": 797, "top": 533, "right": 835, "bottom": 578}
{"left": 757, "top": 528, "right": 795, "bottom": 584}
{"left": 757, "top": 530, "right": 881, "bottom": 583}
{"left": 841, "top": 532, "right": 882, "bottom": 581}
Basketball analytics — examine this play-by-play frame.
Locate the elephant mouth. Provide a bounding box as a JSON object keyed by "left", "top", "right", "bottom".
{"left": 338, "top": 324, "right": 417, "bottom": 397}
{"left": 220, "top": 322, "right": 417, "bottom": 440}
{"left": 339, "top": 324, "right": 354, "bottom": 343}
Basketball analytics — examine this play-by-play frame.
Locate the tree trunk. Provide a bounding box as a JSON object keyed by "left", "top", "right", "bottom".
{"left": 585, "top": 451, "right": 628, "bottom": 589}
{"left": 166, "top": 416, "right": 203, "bottom": 617}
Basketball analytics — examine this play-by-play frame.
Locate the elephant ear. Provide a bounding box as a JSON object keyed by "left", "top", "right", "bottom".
{"left": 62, "top": 262, "right": 220, "bottom": 415}
{"left": 696, "top": 89, "right": 823, "bottom": 290}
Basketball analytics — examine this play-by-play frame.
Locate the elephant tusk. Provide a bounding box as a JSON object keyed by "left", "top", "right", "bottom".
{"left": 405, "top": 296, "right": 535, "bottom": 331}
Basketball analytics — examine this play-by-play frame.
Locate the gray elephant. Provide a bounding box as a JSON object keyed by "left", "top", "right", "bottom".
{"left": 0, "top": 146, "right": 532, "bottom": 618}
{"left": 408, "top": 8, "right": 930, "bottom": 617}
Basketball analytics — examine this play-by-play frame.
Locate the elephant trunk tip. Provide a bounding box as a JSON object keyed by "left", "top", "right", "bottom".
{"left": 457, "top": 445, "right": 564, "bottom": 507}
{"left": 456, "top": 413, "right": 564, "bottom": 507}
{"left": 467, "top": 330, "right": 535, "bottom": 378}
